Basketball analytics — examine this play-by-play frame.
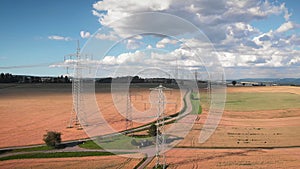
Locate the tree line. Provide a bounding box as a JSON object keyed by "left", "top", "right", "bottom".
{"left": 0, "top": 73, "right": 70, "bottom": 83}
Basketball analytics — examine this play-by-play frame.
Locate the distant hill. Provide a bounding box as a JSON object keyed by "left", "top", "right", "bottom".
{"left": 227, "top": 78, "right": 300, "bottom": 86}
{"left": 274, "top": 78, "right": 300, "bottom": 85}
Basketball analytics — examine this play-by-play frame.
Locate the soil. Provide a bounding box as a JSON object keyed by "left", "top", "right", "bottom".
{"left": 146, "top": 148, "right": 300, "bottom": 169}
{"left": 1, "top": 84, "right": 299, "bottom": 169}
{"left": 0, "top": 84, "right": 182, "bottom": 148}
{"left": 0, "top": 154, "right": 144, "bottom": 169}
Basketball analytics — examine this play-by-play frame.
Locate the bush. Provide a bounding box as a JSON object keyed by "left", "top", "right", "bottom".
{"left": 43, "top": 131, "right": 61, "bottom": 148}
{"left": 198, "top": 105, "right": 202, "bottom": 114}
{"left": 232, "top": 80, "right": 237, "bottom": 86}
{"left": 148, "top": 124, "right": 157, "bottom": 137}
{"left": 131, "top": 139, "right": 139, "bottom": 146}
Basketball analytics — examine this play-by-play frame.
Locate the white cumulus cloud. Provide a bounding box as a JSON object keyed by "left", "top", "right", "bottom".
{"left": 156, "top": 38, "right": 177, "bottom": 48}
{"left": 276, "top": 21, "right": 298, "bottom": 33}
{"left": 80, "top": 31, "right": 91, "bottom": 39}
{"left": 102, "top": 50, "right": 146, "bottom": 65}
{"left": 95, "top": 32, "right": 118, "bottom": 41}
{"left": 48, "top": 35, "right": 71, "bottom": 41}
{"left": 90, "top": 0, "right": 300, "bottom": 78}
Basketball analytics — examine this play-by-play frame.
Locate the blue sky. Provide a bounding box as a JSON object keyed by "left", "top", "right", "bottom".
{"left": 0, "top": 0, "right": 300, "bottom": 79}
{"left": 252, "top": 0, "right": 299, "bottom": 32}
{"left": 0, "top": 0, "right": 98, "bottom": 75}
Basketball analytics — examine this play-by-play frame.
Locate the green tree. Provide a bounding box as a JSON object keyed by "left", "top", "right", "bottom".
{"left": 64, "top": 76, "right": 70, "bottom": 83}
{"left": 148, "top": 124, "right": 158, "bottom": 137}
{"left": 43, "top": 131, "right": 61, "bottom": 148}
{"left": 232, "top": 80, "right": 237, "bottom": 86}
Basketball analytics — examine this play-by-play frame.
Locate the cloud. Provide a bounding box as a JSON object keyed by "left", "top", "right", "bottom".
{"left": 282, "top": 3, "right": 292, "bottom": 21}
{"left": 288, "top": 57, "right": 300, "bottom": 65}
{"left": 48, "top": 35, "right": 71, "bottom": 41}
{"left": 226, "top": 22, "right": 259, "bottom": 39}
{"left": 92, "top": 10, "right": 103, "bottom": 18}
{"left": 80, "top": 31, "right": 91, "bottom": 39}
{"left": 156, "top": 38, "right": 177, "bottom": 48}
{"left": 90, "top": 0, "right": 300, "bottom": 78}
{"left": 102, "top": 50, "right": 146, "bottom": 65}
{"left": 49, "top": 58, "right": 101, "bottom": 70}
{"left": 276, "top": 21, "right": 297, "bottom": 33}
{"left": 276, "top": 21, "right": 300, "bottom": 33}
{"left": 126, "top": 39, "right": 143, "bottom": 49}
{"left": 95, "top": 32, "right": 118, "bottom": 41}
{"left": 93, "top": 0, "right": 289, "bottom": 40}
{"left": 93, "top": 0, "right": 171, "bottom": 14}
{"left": 258, "top": 35, "right": 271, "bottom": 41}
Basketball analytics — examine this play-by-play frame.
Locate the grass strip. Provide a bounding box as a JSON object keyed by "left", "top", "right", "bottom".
{"left": 0, "top": 145, "right": 53, "bottom": 155}
{"left": 190, "top": 92, "right": 202, "bottom": 115}
{"left": 11, "top": 146, "right": 53, "bottom": 153}
{"left": 79, "top": 140, "right": 103, "bottom": 149}
{"left": 0, "top": 151, "right": 118, "bottom": 161}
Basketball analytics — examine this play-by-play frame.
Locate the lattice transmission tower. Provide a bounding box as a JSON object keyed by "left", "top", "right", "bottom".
{"left": 66, "top": 41, "right": 84, "bottom": 129}
{"left": 150, "top": 84, "right": 172, "bottom": 169}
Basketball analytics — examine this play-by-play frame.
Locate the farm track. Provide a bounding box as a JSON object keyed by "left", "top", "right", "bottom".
{"left": 137, "top": 156, "right": 154, "bottom": 169}
{"left": 192, "top": 161, "right": 199, "bottom": 169}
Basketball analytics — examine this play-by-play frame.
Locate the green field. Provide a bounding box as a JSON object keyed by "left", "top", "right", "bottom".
{"left": 95, "top": 135, "right": 154, "bottom": 150}
{"left": 79, "top": 140, "right": 103, "bottom": 149}
{"left": 191, "top": 92, "right": 202, "bottom": 114}
{"left": 225, "top": 92, "right": 300, "bottom": 111}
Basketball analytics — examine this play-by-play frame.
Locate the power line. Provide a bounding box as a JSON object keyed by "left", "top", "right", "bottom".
{"left": 0, "top": 62, "right": 61, "bottom": 69}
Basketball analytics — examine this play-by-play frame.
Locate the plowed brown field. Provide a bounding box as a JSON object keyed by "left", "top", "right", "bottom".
{"left": 0, "top": 84, "right": 182, "bottom": 148}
